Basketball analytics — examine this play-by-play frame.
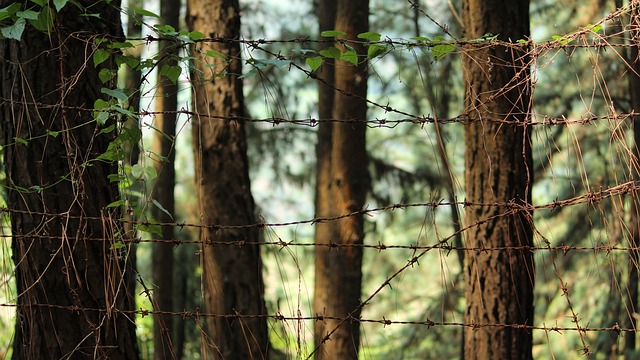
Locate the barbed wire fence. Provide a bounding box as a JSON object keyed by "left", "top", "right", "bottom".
{"left": 2, "top": 0, "right": 640, "bottom": 359}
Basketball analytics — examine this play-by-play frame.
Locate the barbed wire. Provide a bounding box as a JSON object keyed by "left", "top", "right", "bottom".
{"left": 0, "top": 301, "right": 630, "bottom": 334}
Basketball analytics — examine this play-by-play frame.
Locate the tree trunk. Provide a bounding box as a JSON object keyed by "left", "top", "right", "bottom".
{"left": 313, "top": 0, "right": 336, "bottom": 355}
{"left": 152, "top": 0, "right": 180, "bottom": 357}
{"left": 462, "top": 0, "right": 534, "bottom": 358}
{"left": 313, "top": 1, "right": 369, "bottom": 359}
{"left": 0, "top": 1, "right": 139, "bottom": 359}
{"left": 187, "top": 0, "right": 270, "bottom": 358}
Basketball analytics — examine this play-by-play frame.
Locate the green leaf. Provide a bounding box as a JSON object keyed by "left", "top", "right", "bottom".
{"left": 93, "top": 98, "right": 110, "bottom": 125}
{"left": 189, "top": 31, "right": 204, "bottom": 40}
{"left": 246, "top": 58, "right": 268, "bottom": 69}
{"left": 155, "top": 24, "right": 177, "bottom": 35}
{"left": 30, "top": 0, "right": 46, "bottom": 5}
{"left": 205, "top": 50, "right": 226, "bottom": 58}
{"left": 99, "top": 68, "right": 114, "bottom": 83}
{"left": 589, "top": 23, "right": 602, "bottom": 34}
{"left": 106, "top": 199, "right": 126, "bottom": 208}
{"left": 98, "top": 124, "right": 116, "bottom": 135}
{"left": 265, "top": 58, "right": 290, "bottom": 68}
{"left": 306, "top": 56, "right": 323, "bottom": 71}
{"left": 152, "top": 199, "right": 174, "bottom": 220}
{"left": 14, "top": 137, "right": 28, "bottom": 146}
{"left": 112, "top": 105, "right": 136, "bottom": 119}
{"left": 108, "top": 173, "right": 124, "bottom": 183}
{"left": 101, "top": 88, "right": 129, "bottom": 102}
{"left": 116, "top": 54, "right": 140, "bottom": 70}
{"left": 432, "top": 43, "right": 455, "bottom": 61}
{"left": 52, "top": 0, "right": 68, "bottom": 12}
{"left": 411, "top": 36, "right": 431, "bottom": 42}
{"left": 28, "top": 6, "right": 54, "bottom": 33}
{"left": 160, "top": 65, "right": 182, "bottom": 84}
{"left": 358, "top": 31, "right": 381, "bottom": 42}
{"left": 16, "top": 10, "right": 39, "bottom": 20}
{"left": 93, "top": 49, "right": 110, "bottom": 67}
{"left": 137, "top": 222, "right": 161, "bottom": 236}
{"left": 319, "top": 46, "right": 341, "bottom": 59}
{"left": 321, "top": 30, "right": 347, "bottom": 37}
{"left": 131, "top": 164, "right": 157, "bottom": 181}
{"left": 133, "top": 7, "right": 160, "bottom": 18}
{"left": 368, "top": 44, "right": 387, "bottom": 59}
{"left": 108, "top": 41, "right": 134, "bottom": 49}
{"left": 0, "top": 3, "right": 21, "bottom": 22}
{"left": 110, "top": 241, "right": 126, "bottom": 250}
{"left": 1, "top": 18, "right": 25, "bottom": 40}
{"left": 340, "top": 49, "right": 358, "bottom": 65}
{"left": 46, "top": 129, "right": 59, "bottom": 138}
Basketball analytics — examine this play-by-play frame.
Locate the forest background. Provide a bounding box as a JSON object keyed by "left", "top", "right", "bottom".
{"left": 1, "top": 0, "right": 639, "bottom": 359}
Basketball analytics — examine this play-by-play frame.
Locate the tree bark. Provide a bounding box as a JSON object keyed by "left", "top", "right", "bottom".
{"left": 187, "top": 0, "right": 270, "bottom": 358}
{"left": 0, "top": 1, "right": 139, "bottom": 359}
{"left": 152, "top": 0, "right": 180, "bottom": 357}
{"left": 462, "top": 0, "right": 534, "bottom": 358}
{"left": 313, "top": 1, "right": 369, "bottom": 359}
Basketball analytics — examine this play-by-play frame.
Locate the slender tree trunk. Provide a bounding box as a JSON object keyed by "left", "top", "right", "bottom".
{"left": 625, "top": 2, "right": 640, "bottom": 356}
{"left": 187, "top": 0, "right": 270, "bottom": 358}
{"left": 152, "top": 0, "right": 180, "bottom": 357}
{"left": 313, "top": 0, "right": 337, "bottom": 354}
{"left": 0, "top": 1, "right": 139, "bottom": 359}
{"left": 462, "top": 0, "right": 534, "bottom": 358}
{"left": 314, "top": 1, "right": 370, "bottom": 359}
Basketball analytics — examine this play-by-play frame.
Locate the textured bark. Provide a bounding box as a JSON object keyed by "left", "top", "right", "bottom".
{"left": 313, "top": 0, "right": 336, "bottom": 355}
{"left": 462, "top": 0, "right": 534, "bottom": 358}
{"left": 187, "top": 0, "right": 269, "bottom": 358}
{"left": 152, "top": 0, "right": 180, "bottom": 357}
{"left": 313, "top": 1, "right": 369, "bottom": 359}
{"left": 0, "top": 2, "right": 139, "bottom": 359}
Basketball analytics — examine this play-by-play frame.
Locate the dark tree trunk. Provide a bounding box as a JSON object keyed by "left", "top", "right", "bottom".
{"left": 187, "top": 0, "right": 270, "bottom": 358}
{"left": 0, "top": 1, "right": 139, "bottom": 359}
{"left": 462, "top": 0, "right": 534, "bottom": 358}
{"left": 152, "top": 0, "right": 180, "bottom": 357}
{"left": 313, "top": 1, "right": 369, "bottom": 359}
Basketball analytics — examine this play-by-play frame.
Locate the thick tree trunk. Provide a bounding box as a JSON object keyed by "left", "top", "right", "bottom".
{"left": 152, "top": 0, "right": 180, "bottom": 357}
{"left": 187, "top": 0, "right": 270, "bottom": 358}
{"left": 0, "top": 2, "right": 139, "bottom": 359}
{"left": 462, "top": 0, "right": 534, "bottom": 358}
{"left": 313, "top": 1, "right": 369, "bottom": 359}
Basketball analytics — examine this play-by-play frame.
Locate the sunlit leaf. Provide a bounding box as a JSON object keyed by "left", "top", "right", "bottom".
{"left": 306, "top": 56, "right": 323, "bottom": 71}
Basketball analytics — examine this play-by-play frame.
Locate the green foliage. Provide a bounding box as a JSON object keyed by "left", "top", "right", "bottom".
{"left": 159, "top": 64, "right": 181, "bottom": 84}
{"left": 320, "top": 30, "right": 346, "bottom": 37}
{"left": 133, "top": 7, "right": 160, "bottom": 19}
{"left": 431, "top": 42, "right": 455, "bottom": 61}
{"left": 306, "top": 56, "right": 323, "bottom": 71}
{"left": 93, "top": 49, "right": 111, "bottom": 67}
